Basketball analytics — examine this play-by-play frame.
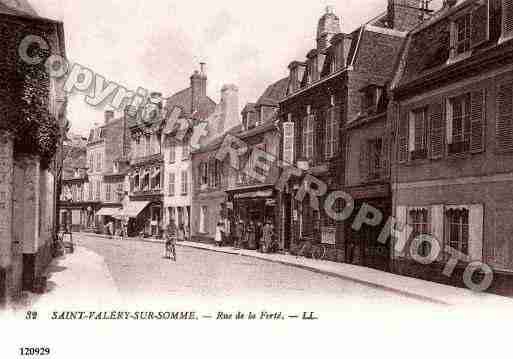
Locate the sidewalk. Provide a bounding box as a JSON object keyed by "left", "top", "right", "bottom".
{"left": 22, "top": 246, "right": 121, "bottom": 310}
{"left": 178, "top": 241, "right": 513, "bottom": 307}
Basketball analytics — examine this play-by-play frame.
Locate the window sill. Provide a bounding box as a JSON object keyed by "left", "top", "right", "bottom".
{"left": 446, "top": 51, "right": 472, "bottom": 66}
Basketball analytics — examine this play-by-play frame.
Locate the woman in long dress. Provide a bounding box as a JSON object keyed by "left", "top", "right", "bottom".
{"left": 215, "top": 221, "right": 224, "bottom": 247}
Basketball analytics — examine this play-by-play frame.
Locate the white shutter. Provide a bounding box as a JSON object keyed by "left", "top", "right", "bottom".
{"left": 446, "top": 99, "right": 453, "bottom": 144}
{"left": 409, "top": 113, "right": 415, "bottom": 152}
{"left": 469, "top": 204, "right": 484, "bottom": 261}
{"left": 283, "top": 121, "right": 295, "bottom": 165}
{"left": 431, "top": 205, "right": 445, "bottom": 261}
{"left": 396, "top": 206, "right": 408, "bottom": 258}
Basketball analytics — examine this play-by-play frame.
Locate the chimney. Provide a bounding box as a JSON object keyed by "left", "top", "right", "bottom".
{"left": 317, "top": 5, "right": 341, "bottom": 52}
{"left": 191, "top": 64, "right": 207, "bottom": 114}
{"left": 104, "top": 110, "right": 114, "bottom": 124}
{"left": 218, "top": 84, "right": 239, "bottom": 135}
{"left": 387, "top": 0, "right": 426, "bottom": 32}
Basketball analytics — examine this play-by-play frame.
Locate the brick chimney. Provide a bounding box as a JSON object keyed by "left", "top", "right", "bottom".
{"left": 387, "top": 0, "right": 426, "bottom": 32}
{"left": 190, "top": 63, "right": 207, "bottom": 114}
{"left": 104, "top": 110, "right": 114, "bottom": 124}
{"left": 218, "top": 84, "right": 239, "bottom": 135}
{"left": 317, "top": 6, "right": 341, "bottom": 52}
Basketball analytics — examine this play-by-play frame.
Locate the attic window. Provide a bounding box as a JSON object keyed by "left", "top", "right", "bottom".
{"left": 360, "top": 86, "right": 382, "bottom": 114}
{"left": 454, "top": 13, "right": 471, "bottom": 55}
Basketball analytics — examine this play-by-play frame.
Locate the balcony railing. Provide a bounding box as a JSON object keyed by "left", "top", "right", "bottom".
{"left": 131, "top": 153, "right": 164, "bottom": 165}
{"left": 131, "top": 188, "right": 163, "bottom": 196}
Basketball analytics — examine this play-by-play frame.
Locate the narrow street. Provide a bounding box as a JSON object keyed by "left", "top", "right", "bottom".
{"left": 71, "top": 233, "right": 443, "bottom": 313}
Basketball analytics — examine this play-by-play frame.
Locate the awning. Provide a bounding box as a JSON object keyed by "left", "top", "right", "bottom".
{"left": 234, "top": 190, "right": 273, "bottom": 199}
{"left": 121, "top": 201, "right": 150, "bottom": 218}
{"left": 96, "top": 207, "right": 122, "bottom": 217}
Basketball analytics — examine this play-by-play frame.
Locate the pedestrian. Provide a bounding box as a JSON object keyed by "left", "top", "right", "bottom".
{"left": 177, "top": 223, "right": 185, "bottom": 242}
{"left": 184, "top": 223, "right": 190, "bottom": 242}
{"left": 247, "top": 220, "right": 256, "bottom": 250}
{"left": 215, "top": 221, "right": 224, "bottom": 247}
{"left": 235, "top": 220, "right": 244, "bottom": 250}
{"left": 256, "top": 221, "right": 263, "bottom": 252}
{"left": 262, "top": 220, "right": 273, "bottom": 253}
{"left": 164, "top": 224, "right": 176, "bottom": 261}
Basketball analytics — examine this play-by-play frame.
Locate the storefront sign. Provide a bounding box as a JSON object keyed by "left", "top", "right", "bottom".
{"left": 283, "top": 121, "right": 294, "bottom": 165}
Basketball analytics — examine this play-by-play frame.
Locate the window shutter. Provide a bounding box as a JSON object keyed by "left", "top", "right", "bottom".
{"left": 295, "top": 116, "right": 302, "bottom": 162}
{"left": 429, "top": 102, "right": 445, "bottom": 159}
{"left": 398, "top": 111, "right": 409, "bottom": 163}
{"left": 469, "top": 204, "right": 484, "bottom": 261}
{"left": 431, "top": 205, "right": 445, "bottom": 261}
{"left": 471, "top": 0, "right": 489, "bottom": 48}
{"left": 316, "top": 110, "right": 325, "bottom": 163}
{"left": 502, "top": 0, "right": 513, "bottom": 39}
{"left": 395, "top": 206, "right": 407, "bottom": 258}
{"left": 283, "top": 121, "right": 295, "bottom": 166}
{"left": 497, "top": 82, "right": 513, "bottom": 152}
{"left": 380, "top": 135, "right": 390, "bottom": 178}
{"left": 470, "top": 89, "right": 486, "bottom": 153}
{"left": 359, "top": 140, "right": 369, "bottom": 183}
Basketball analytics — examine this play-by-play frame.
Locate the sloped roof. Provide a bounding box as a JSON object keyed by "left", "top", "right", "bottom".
{"left": 256, "top": 77, "right": 288, "bottom": 107}
{"left": 164, "top": 87, "right": 216, "bottom": 120}
{"left": 393, "top": 0, "right": 501, "bottom": 91}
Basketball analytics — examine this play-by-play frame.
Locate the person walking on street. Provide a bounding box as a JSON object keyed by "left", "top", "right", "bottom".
{"left": 164, "top": 224, "right": 177, "bottom": 261}
{"left": 177, "top": 223, "right": 185, "bottom": 242}
{"left": 262, "top": 221, "right": 273, "bottom": 253}
{"left": 235, "top": 220, "right": 244, "bottom": 250}
{"left": 215, "top": 221, "right": 224, "bottom": 247}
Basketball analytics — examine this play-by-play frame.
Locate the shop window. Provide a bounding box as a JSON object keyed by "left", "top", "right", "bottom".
{"left": 117, "top": 183, "right": 123, "bottom": 201}
{"left": 446, "top": 208, "right": 470, "bottom": 255}
{"left": 182, "top": 137, "right": 191, "bottom": 160}
{"left": 447, "top": 93, "right": 471, "bottom": 154}
{"left": 409, "top": 107, "right": 428, "bottom": 160}
{"left": 168, "top": 207, "right": 175, "bottom": 226}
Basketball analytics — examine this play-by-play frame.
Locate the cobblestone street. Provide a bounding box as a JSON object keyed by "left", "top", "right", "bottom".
{"left": 71, "top": 233, "right": 445, "bottom": 314}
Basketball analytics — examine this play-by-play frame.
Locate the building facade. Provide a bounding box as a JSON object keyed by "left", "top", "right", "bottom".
{"left": 390, "top": 0, "right": 513, "bottom": 294}
{"left": 278, "top": 2, "right": 425, "bottom": 262}
{"left": 0, "top": 2, "right": 66, "bottom": 305}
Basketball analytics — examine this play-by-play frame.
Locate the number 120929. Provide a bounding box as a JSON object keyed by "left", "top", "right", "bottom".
{"left": 19, "top": 347, "right": 50, "bottom": 356}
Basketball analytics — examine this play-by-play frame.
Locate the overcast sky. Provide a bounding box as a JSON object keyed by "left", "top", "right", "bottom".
{"left": 29, "top": 0, "right": 443, "bottom": 136}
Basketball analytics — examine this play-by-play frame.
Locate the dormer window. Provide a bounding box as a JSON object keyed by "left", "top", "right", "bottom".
{"left": 360, "top": 85, "right": 383, "bottom": 115}
{"left": 454, "top": 13, "right": 471, "bottom": 56}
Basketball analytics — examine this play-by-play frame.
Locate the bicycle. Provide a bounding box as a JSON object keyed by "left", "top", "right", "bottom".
{"left": 295, "top": 237, "right": 327, "bottom": 260}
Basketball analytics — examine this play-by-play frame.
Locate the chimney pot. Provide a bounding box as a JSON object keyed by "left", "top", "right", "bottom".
{"left": 104, "top": 110, "right": 114, "bottom": 124}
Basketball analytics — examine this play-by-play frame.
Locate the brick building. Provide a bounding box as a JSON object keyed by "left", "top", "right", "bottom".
{"left": 390, "top": 0, "right": 513, "bottom": 294}
{"left": 0, "top": 1, "right": 66, "bottom": 305}
{"left": 278, "top": 2, "right": 425, "bottom": 262}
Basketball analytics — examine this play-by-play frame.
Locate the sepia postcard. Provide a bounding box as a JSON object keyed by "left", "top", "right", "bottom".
{"left": 1, "top": 0, "right": 513, "bottom": 358}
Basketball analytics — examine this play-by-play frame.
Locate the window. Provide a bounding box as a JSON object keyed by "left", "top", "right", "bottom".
{"left": 325, "top": 104, "right": 339, "bottom": 159}
{"left": 454, "top": 13, "right": 471, "bottom": 56}
{"left": 88, "top": 155, "right": 93, "bottom": 172}
{"left": 446, "top": 208, "right": 469, "bottom": 255}
{"left": 117, "top": 183, "right": 123, "bottom": 201}
{"left": 168, "top": 173, "right": 175, "bottom": 196}
{"left": 145, "top": 135, "right": 151, "bottom": 156}
{"left": 88, "top": 181, "right": 93, "bottom": 201}
{"left": 182, "top": 138, "right": 190, "bottom": 160}
{"left": 302, "top": 110, "right": 314, "bottom": 159}
{"left": 95, "top": 181, "right": 101, "bottom": 201}
{"left": 105, "top": 183, "right": 111, "bottom": 201}
{"left": 200, "top": 206, "right": 208, "bottom": 233}
{"left": 368, "top": 138, "right": 383, "bottom": 180}
{"left": 169, "top": 142, "right": 175, "bottom": 163}
{"left": 200, "top": 162, "right": 208, "bottom": 186}
{"left": 447, "top": 93, "right": 471, "bottom": 154}
{"left": 409, "top": 208, "right": 431, "bottom": 257}
{"left": 181, "top": 171, "right": 188, "bottom": 195}
{"left": 409, "top": 107, "right": 428, "bottom": 160}
{"left": 135, "top": 137, "right": 140, "bottom": 158}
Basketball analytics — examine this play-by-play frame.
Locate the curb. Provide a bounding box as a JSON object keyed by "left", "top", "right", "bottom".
{"left": 177, "top": 242, "right": 450, "bottom": 306}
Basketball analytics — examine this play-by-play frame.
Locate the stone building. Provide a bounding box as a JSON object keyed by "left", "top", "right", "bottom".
{"left": 278, "top": 2, "right": 427, "bottom": 263}
{"left": 0, "top": 1, "right": 66, "bottom": 305}
{"left": 390, "top": 0, "right": 513, "bottom": 294}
